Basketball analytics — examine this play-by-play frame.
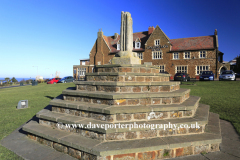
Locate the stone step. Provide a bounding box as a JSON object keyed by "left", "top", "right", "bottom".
{"left": 49, "top": 95, "right": 200, "bottom": 114}
{"left": 36, "top": 103, "right": 209, "bottom": 134}
{"left": 62, "top": 88, "right": 189, "bottom": 99}
{"left": 95, "top": 64, "right": 161, "bottom": 74}
{"left": 74, "top": 81, "right": 180, "bottom": 86}
{"left": 62, "top": 88, "right": 190, "bottom": 106}
{"left": 22, "top": 112, "right": 221, "bottom": 159}
{"left": 75, "top": 81, "right": 180, "bottom": 93}
{"left": 86, "top": 73, "right": 169, "bottom": 82}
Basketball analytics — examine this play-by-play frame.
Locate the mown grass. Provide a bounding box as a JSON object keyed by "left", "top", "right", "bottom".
{"left": 0, "top": 83, "right": 74, "bottom": 159}
{"left": 0, "top": 81, "right": 239, "bottom": 159}
{"left": 181, "top": 81, "right": 240, "bottom": 134}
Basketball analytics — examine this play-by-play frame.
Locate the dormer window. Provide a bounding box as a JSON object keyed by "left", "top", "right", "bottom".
{"left": 135, "top": 38, "right": 141, "bottom": 49}
{"left": 155, "top": 39, "right": 160, "bottom": 46}
{"left": 117, "top": 40, "right": 120, "bottom": 50}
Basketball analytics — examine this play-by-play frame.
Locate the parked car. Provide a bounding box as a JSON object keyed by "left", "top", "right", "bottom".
{"left": 57, "top": 76, "right": 75, "bottom": 83}
{"left": 219, "top": 70, "right": 236, "bottom": 81}
{"left": 199, "top": 71, "right": 214, "bottom": 81}
{"left": 174, "top": 73, "right": 190, "bottom": 81}
{"left": 47, "top": 78, "right": 61, "bottom": 84}
{"left": 236, "top": 72, "right": 240, "bottom": 78}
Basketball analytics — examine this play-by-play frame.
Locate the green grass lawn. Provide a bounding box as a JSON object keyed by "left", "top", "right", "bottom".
{"left": 0, "top": 83, "right": 74, "bottom": 159}
{"left": 0, "top": 81, "right": 239, "bottom": 159}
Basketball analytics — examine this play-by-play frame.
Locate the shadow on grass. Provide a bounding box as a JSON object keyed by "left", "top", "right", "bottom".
{"left": 45, "top": 94, "right": 63, "bottom": 100}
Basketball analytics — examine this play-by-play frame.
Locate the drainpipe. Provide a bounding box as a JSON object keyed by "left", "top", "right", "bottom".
{"left": 215, "top": 29, "right": 219, "bottom": 78}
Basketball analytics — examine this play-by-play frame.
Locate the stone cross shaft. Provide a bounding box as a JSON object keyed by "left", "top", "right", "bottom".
{"left": 120, "top": 11, "right": 133, "bottom": 52}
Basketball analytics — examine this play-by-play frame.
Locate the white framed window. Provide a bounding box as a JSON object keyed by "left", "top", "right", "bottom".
{"left": 199, "top": 51, "right": 206, "bottom": 58}
{"left": 196, "top": 65, "right": 209, "bottom": 75}
{"left": 135, "top": 42, "right": 141, "bottom": 49}
{"left": 159, "top": 65, "right": 165, "bottom": 73}
{"left": 184, "top": 52, "right": 190, "bottom": 59}
{"left": 78, "top": 68, "right": 86, "bottom": 76}
{"left": 117, "top": 43, "right": 120, "bottom": 50}
{"left": 82, "top": 61, "right": 85, "bottom": 65}
{"left": 173, "top": 52, "right": 179, "bottom": 59}
{"left": 176, "top": 66, "right": 187, "bottom": 73}
{"left": 154, "top": 39, "right": 160, "bottom": 46}
{"left": 137, "top": 52, "right": 143, "bottom": 60}
{"left": 152, "top": 51, "right": 162, "bottom": 59}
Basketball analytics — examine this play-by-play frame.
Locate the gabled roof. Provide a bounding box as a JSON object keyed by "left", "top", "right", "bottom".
{"left": 103, "top": 31, "right": 150, "bottom": 53}
{"left": 169, "top": 36, "right": 215, "bottom": 52}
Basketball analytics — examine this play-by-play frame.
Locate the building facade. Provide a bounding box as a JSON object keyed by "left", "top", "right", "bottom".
{"left": 74, "top": 26, "right": 229, "bottom": 79}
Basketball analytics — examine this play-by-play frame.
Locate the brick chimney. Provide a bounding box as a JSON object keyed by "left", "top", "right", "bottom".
{"left": 98, "top": 28, "right": 103, "bottom": 38}
{"left": 114, "top": 33, "right": 119, "bottom": 39}
{"left": 148, "top": 26, "right": 155, "bottom": 35}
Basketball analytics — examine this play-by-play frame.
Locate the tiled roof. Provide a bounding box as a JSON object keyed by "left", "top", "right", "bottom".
{"left": 104, "top": 31, "right": 150, "bottom": 53}
{"left": 103, "top": 32, "right": 215, "bottom": 52}
{"left": 169, "top": 36, "right": 215, "bottom": 51}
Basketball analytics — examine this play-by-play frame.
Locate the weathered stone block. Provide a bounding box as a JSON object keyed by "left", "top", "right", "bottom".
{"left": 28, "top": 134, "right": 37, "bottom": 141}
{"left": 189, "top": 126, "right": 203, "bottom": 133}
{"left": 162, "top": 98, "right": 171, "bottom": 104}
{"left": 113, "top": 153, "right": 135, "bottom": 160}
{"left": 177, "top": 128, "right": 187, "bottom": 134}
{"left": 183, "top": 110, "right": 193, "bottom": 117}
{"left": 138, "top": 151, "right": 156, "bottom": 160}
{"left": 153, "top": 77, "right": 160, "bottom": 81}
{"left": 139, "top": 130, "right": 157, "bottom": 138}
{"left": 116, "top": 113, "right": 131, "bottom": 121}
{"left": 160, "top": 86, "right": 170, "bottom": 92}
{"left": 140, "top": 98, "right": 151, "bottom": 105}
{"left": 157, "top": 149, "right": 174, "bottom": 159}
{"left": 125, "top": 75, "right": 135, "bottom": 81}
{"left": 133, "top": 86, "right": 141, "bottom": 92}
{"left": 142, "top": 86, "right": 150, "bottom": 92}
{"left": 194, "top": 144, "right": 209, "bottom": 154}
{"left": 145, "top": 77, "right": 152, "bottom": 82}
{"left": 133, "top": 68, "right": 140, "bottom": 73}
{"left": 125, "top": 132, "right": 137, "bottom": 139}
{"left": 133, "top": 113, "right": 146, "bottom": 119}
{"left": 121, "top": 87, "right": 132, "bottom": 92}
{"left": 172, "top": 97, "right": 182, "bottom": 103}
{"left": 136, "top": 76, "right": 145, "bottom": 82}
{"left": 68, "top": 148, "right": 81, "bottom": 159}
{"left": 106, "top": 132, "right": 124, "bottom": 140}
{"left": 53, "top": 143, "right": 68, "bottom": 154}
{"left": 150, "top": 86, "right": 159, "bottom": 92}
{"left": 114, "top": 99, "right": 127, "bottom": 105}
{"left": 148, "top": 111, "right": 167, "bottom": 119}
{"left": 128, "top": 99, "right": 139, "bottom": 105}
{"left": 210, "top": 144, "right": 219, "bottom": 152}
{"left": 170, "top": 111, "right": 182, "bottom": 118}
{"left": 152, "top": 98, "right": 160, "bottom": 104}
{"left": 52, "top": 106, "right": 57, "bottom": 112}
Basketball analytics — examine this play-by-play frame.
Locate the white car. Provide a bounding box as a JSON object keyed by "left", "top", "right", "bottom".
{"left": 219, "top": 70, "right": 236, "bottom": 81}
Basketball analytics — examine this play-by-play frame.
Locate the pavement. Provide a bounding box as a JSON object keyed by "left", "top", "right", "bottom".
{"left": 1, "top": 119, "right": 240, "bottom": 160}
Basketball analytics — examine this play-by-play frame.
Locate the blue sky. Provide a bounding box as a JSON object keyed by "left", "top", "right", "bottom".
{"left": 0, "top": 0, "right": 240, "bottom": 79}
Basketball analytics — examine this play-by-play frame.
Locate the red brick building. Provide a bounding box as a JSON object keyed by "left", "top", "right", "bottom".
{"left": 73, "top": 26, "right": 229, "bottom": 79}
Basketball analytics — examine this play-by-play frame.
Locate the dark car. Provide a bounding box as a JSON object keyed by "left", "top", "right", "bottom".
{"left": 57, "top": 76, "right": 75, "bottom": 83}
{"left": 236, "top": 73, "right": 240, "bottom": 78}
{"left": 174, "top": 73, "right": 190, "bottom": 81}
{"left": 219, "top": 70, "right": 236, "bottom": 81}
{"left": 199, "top": 71, "right": 214, "bottom": 81}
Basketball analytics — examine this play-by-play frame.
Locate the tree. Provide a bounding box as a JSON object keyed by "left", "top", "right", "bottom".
{"left": 5, "top": 77, "right": 10, "bottom": 84}
{"left": 11, "top": 77, "right": 18, "bottom": 83}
